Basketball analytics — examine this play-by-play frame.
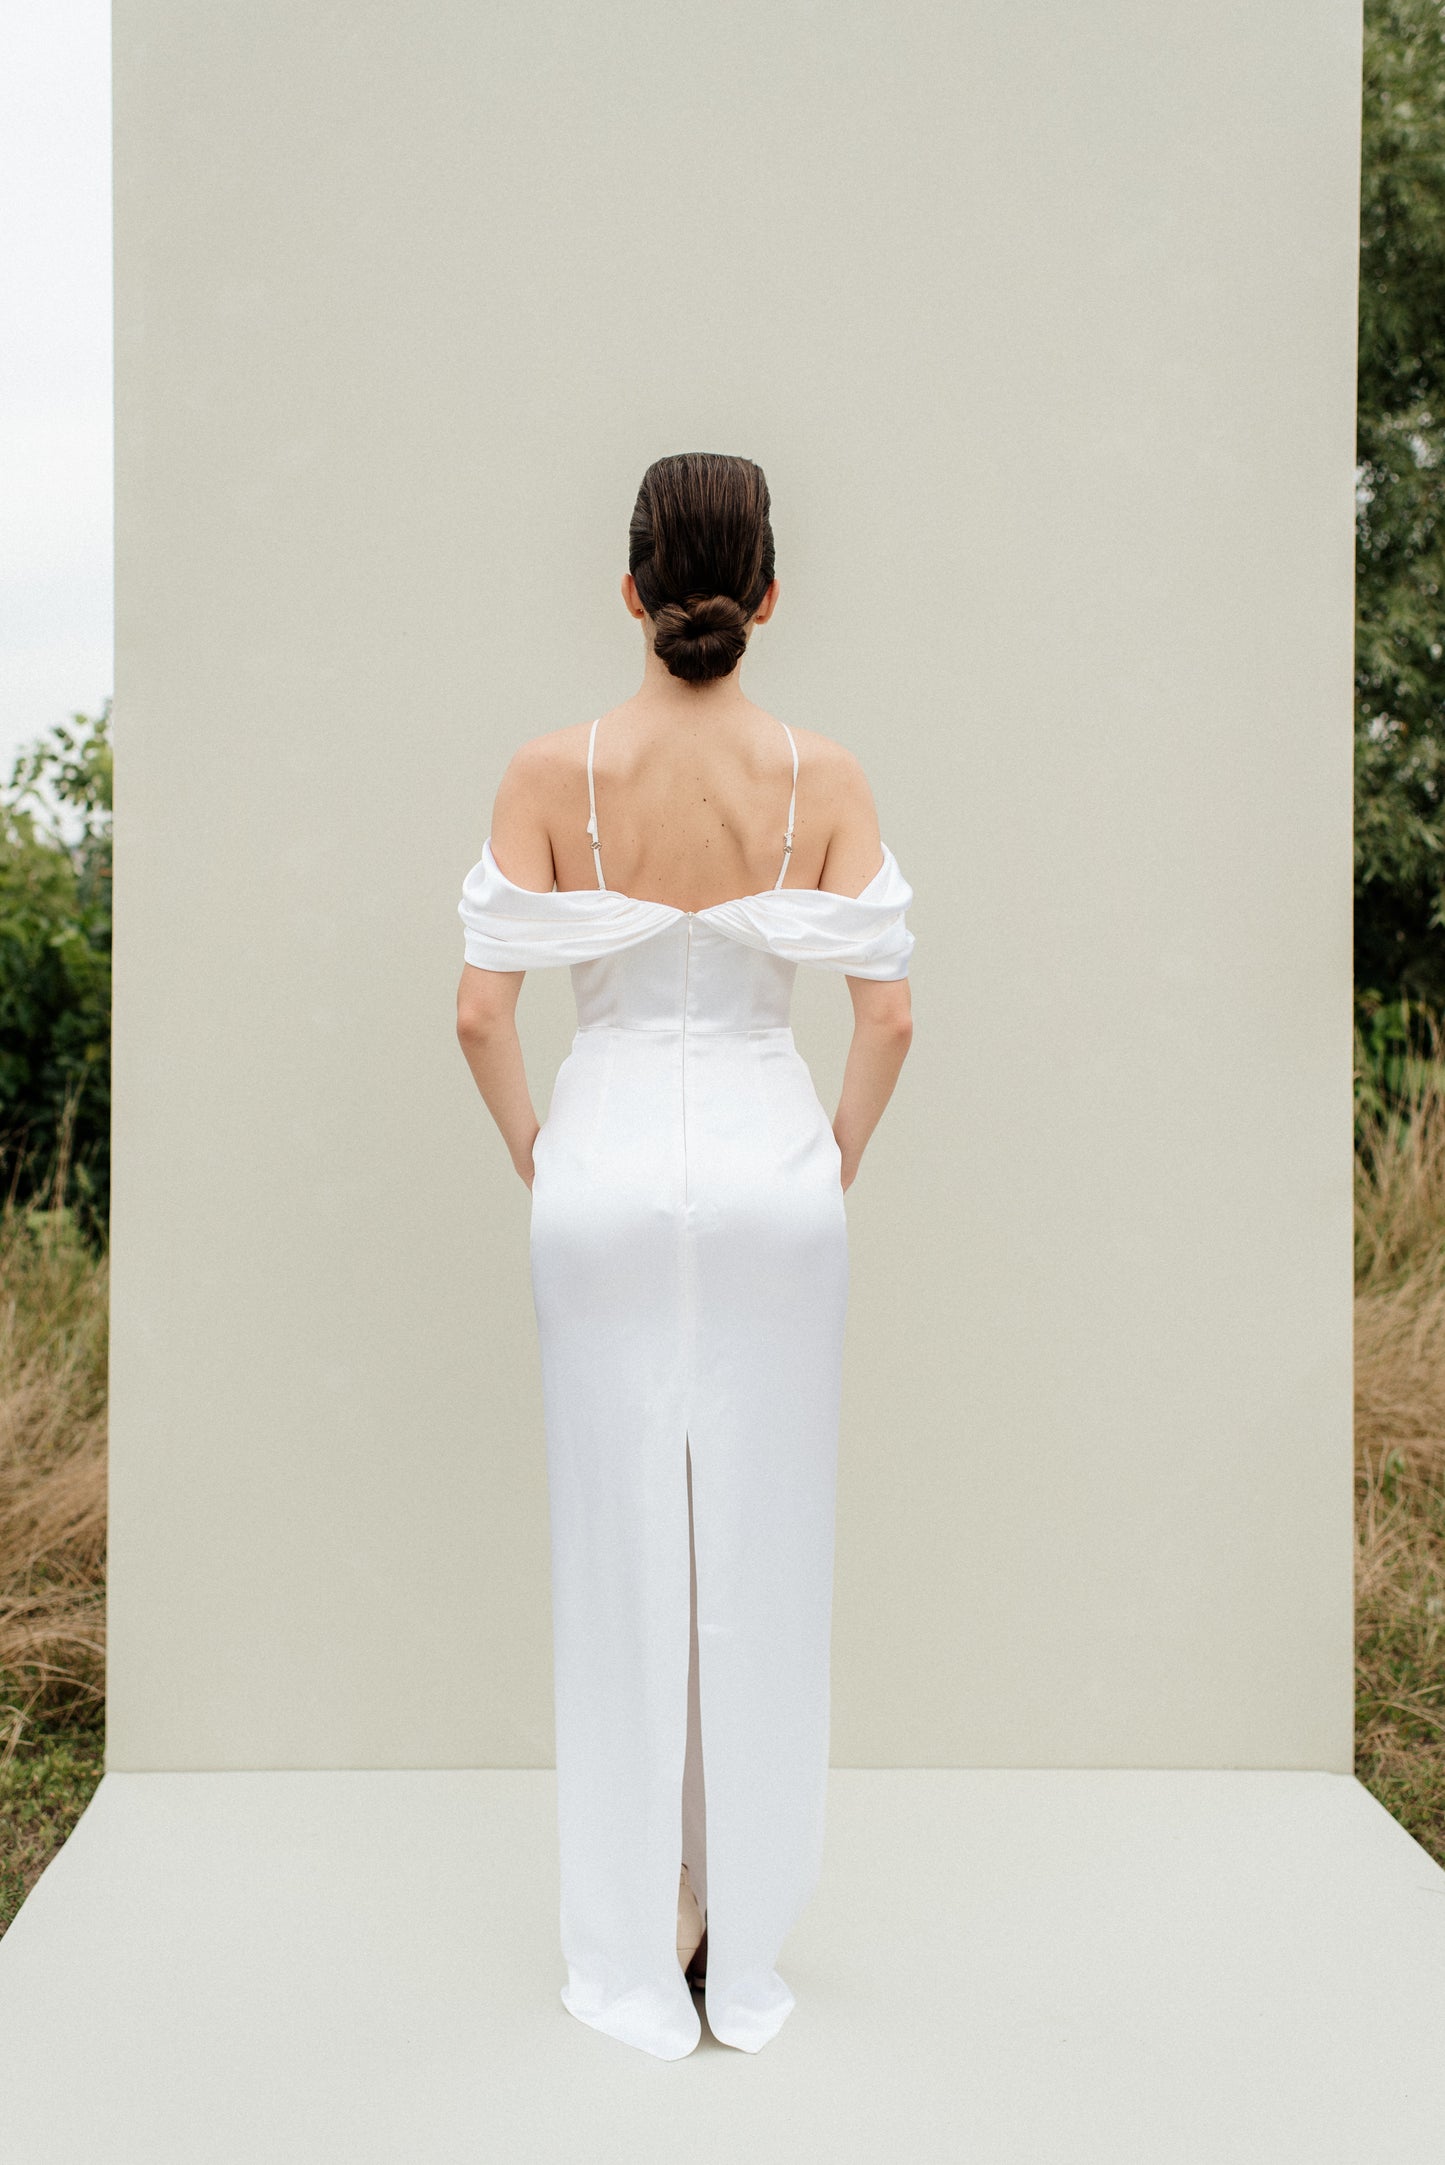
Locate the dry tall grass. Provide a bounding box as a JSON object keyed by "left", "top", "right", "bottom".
{"left": 1354, "top": 1032, "right": 1445, "bottom": 1862}
{"left": 0, "top": 1115, "right": 107, "bottom": 1936}
{"left": 0, "top": 1178, "right": 108, "bottom": 1766}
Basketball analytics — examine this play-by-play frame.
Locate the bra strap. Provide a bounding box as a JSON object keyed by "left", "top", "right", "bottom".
{"left": 585, "top": 715, "right": 605, "bottom": 889}
{"left": 773, "top": 720, "right": 798, "bottom": 889}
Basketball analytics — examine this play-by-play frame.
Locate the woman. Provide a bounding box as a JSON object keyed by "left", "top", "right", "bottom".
{"left": 456, "top": 452, "right": 915, "bottom": 2059}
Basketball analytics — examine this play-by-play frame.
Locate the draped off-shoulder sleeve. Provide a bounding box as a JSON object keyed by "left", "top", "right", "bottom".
{"left": 458, "top": 836, "right": 915, "bottom": 978}
{"left": 702, "top": 844, "right": 915, "bottom": 980}
{"left": 458, "top": 841, "right": 679, "bottom": 970}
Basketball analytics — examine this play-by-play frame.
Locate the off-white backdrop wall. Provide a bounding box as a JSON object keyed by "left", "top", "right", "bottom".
{"left": 107, "top": 1, "right": 1361, "bottom": 1772}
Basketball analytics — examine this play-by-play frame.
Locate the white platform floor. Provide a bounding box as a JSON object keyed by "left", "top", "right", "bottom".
{"left": 0, "top": 1768, "right": 1442, "bottom": 2161}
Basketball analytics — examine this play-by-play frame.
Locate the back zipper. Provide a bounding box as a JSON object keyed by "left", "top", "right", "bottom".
{"left": 681, "top": 916, "right": 692, "bottom": 1204}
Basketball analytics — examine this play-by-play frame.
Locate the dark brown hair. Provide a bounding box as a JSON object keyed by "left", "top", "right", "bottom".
{"left": 628, "top": 452, "right": 776, "bottom": 683}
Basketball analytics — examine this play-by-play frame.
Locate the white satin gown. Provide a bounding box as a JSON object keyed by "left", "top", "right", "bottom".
{"left": 458, "top": 716, "right": 914, "bottom": 2059}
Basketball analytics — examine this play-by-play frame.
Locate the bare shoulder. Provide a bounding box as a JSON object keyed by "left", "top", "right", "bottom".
{"left": 785, "top": 724, "right": 878, "bottom": 810}
{"left": 487, "top": 721, "right": 593, "bottom": 891}
{"left": 781, "top": 724, "right": 884, "bottom": 896}
{"left": 494, "top": 720, "right": 591, "bottom": 803}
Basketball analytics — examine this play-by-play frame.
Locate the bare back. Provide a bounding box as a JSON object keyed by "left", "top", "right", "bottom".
{"left": 489, "top": 700, "right": 886, "bottom": 911}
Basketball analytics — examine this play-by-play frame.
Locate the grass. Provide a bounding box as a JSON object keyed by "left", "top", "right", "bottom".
{"left": 1, "top": 1056, "right": 1444, "bottom": 1938}
{"left": 0, "top": 1731, "right": 103, "bottom": 1936}
{"left": 1353, "top": 1029, "right": 1445, "bottom": 1864}
{"left": 0, "top": 1120, "right": 108, "bottom": 1937}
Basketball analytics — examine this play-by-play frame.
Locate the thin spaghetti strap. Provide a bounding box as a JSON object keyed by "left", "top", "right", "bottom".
{"left": 585, "top": 716, "right": 606, "bottom": 890}
{"left": 773, "top": 720, "right": 799, "bottom": 890}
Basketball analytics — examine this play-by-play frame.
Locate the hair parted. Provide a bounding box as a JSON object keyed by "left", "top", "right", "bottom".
{"left": 628, "top": 452, "right": 776, "bottom": 683}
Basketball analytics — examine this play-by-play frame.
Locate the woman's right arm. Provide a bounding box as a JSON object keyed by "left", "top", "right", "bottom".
{"left": 820, "top": 748, "right": 914, "bottom": 1191}
{"left": 832, "top": 977, "right": 913, "bottom": 1190}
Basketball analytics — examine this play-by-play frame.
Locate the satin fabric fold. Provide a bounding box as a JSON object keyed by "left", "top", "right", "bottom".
{"left": 458, "top": 836, "right": 915, "bottom": 981}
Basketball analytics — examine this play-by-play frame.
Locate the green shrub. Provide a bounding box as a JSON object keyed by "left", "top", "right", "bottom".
{"left": 0, "top": 707, "right": 112, "bottom": 1242}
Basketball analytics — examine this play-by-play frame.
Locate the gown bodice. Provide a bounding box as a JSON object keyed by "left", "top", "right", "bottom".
{"left": 457, "top": 836, "right": 916, "bottom": 1034}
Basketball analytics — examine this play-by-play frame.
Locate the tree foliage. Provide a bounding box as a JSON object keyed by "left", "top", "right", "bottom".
{"left": 1357, "top": 0, "right": 1445, "bottom": 1017}
{"left": 0, "top": 706, "right": 112, "bottom": 1239}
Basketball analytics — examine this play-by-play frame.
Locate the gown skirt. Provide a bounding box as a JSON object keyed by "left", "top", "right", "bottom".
{"left": 459, "top": 836, "right": 915, "bottom": 2060}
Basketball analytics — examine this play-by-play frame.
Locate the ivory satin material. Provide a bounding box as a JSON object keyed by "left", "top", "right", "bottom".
{"left": 458, "top": 838, "right": 915, "bottom": 2058}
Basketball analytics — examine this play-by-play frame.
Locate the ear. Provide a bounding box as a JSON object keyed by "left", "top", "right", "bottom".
{"left": 750, "top": 578, "right": 780, "bottom": 626}
{"left": 620, "top": 572, "right": 647, "bottom": 622}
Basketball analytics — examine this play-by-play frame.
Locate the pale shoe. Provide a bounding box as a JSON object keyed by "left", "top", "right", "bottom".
{"left": 676, "top": 1862, "right": 705, "bottom": 1978}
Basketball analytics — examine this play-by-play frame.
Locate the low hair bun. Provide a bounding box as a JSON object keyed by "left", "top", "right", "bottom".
{"left": 652, "top": 593, "right": 749, "bottom": 684}
{"left": 628, "top": 452, "right": 776, "bottom": 683}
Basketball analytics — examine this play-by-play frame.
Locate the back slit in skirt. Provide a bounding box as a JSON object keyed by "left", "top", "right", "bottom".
{"left": 683, "top": 1438, "right": 708, "bottom": 1922}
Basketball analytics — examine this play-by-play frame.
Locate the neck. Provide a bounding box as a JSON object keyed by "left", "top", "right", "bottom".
{"left": 633, "top": 637, "right": 755, "bottom": 723}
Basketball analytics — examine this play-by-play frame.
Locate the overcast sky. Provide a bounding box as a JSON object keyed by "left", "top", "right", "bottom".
{"left": 0, "top": 1, "right": 112, "bottom": 781}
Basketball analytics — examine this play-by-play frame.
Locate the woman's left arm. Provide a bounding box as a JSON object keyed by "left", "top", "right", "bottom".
{"left": 456, "top": 964, "right": 541, "bottom": 1188}
{"left": 455, "top": 744, "right": 558, "bottom": 1188}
